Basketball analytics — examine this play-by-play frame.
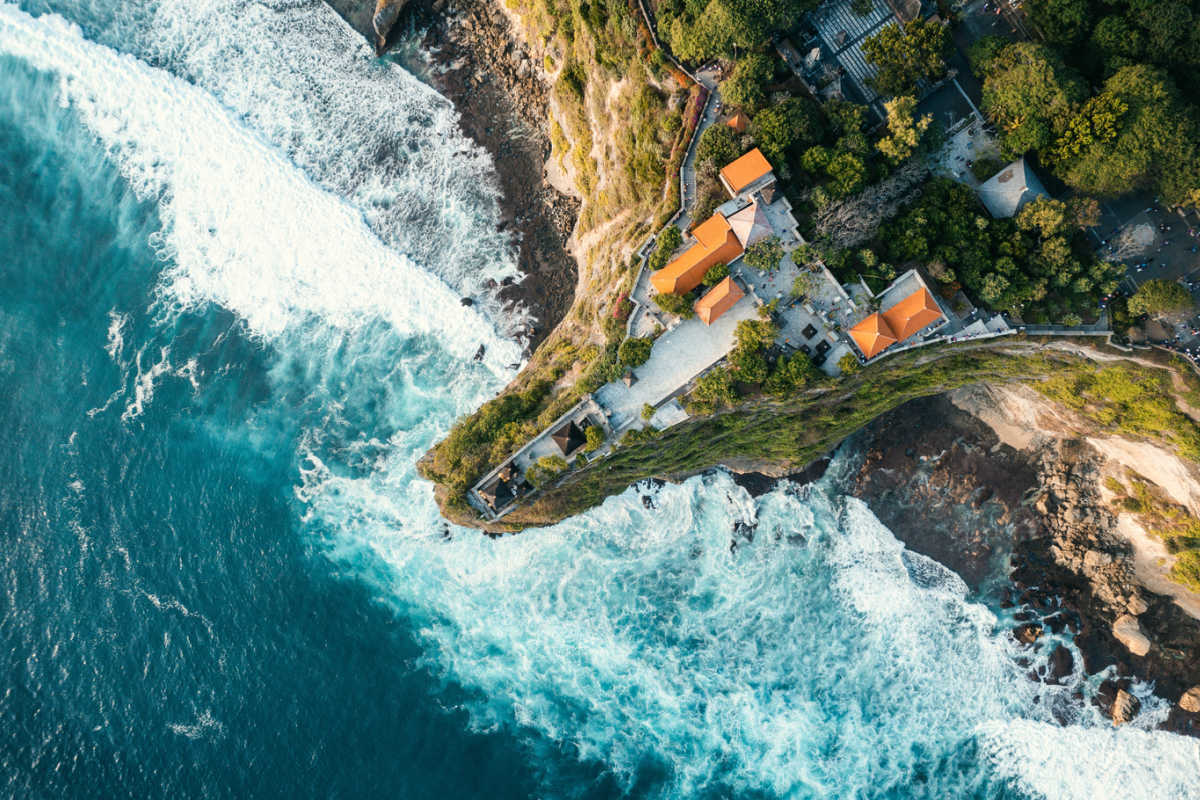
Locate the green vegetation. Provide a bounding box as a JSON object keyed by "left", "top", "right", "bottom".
{"left": 654, "top": 291, "right": 696, "bottom": 319}
{"left": 875, "top": 96, "right": 932, "bottom": 165}
{"left": 689, "top": 367, "right": 739, "bottom": 414}
{"left": 750, "top": 98, "right": 826, "bottom": 168}
{"left": 1128, "top": 279, "right": 1193, "bottom": 317}
{"left": 861, "top": 20, "right": 952, "bottom": 98}
{"left": 507, "top": 346, "right": 1099, "bottom": 526}
{"left": 837, "top": 353, "right": 862, "bottom": 375}
{"left": 875, "top": 180, "right": 1122, "bottom": 322}
{"left": 763, "top": 351, "right": 819, "bottom": 397}
{"left": 648, "top": 226, "right": 683, "bottom": 272}
{"left": 618, "top": 336, "right": 654, "bottom": 367}
{"left": 1036, "top": 364, "right": 1200, "bottom": 459}
{"left": 655, "top": 0, "right": 817, "bottom": 62}
{"left": 743, "top": 237, "right": 784, "bottom": 272}
{"left": 1107, "top": 473, "right": 1200, "bottom": 592}
{"left": 695, "top": 124, "right": 741, "bottom": 169}
{"left": 974, "top": 33, "right": 1200, "bottom": 206}
{"left": 720, "top": 52, "right": 773, "bottom": 113}
{"left": 582, "top": 424, "right": 606, "bottom": 453}
{"left": 702, "top": 261, "right": 730, "bottom": 286}
{"left": 526, "top": 455, "right": 568, "bottom": 488}
{"left": 641, "top": 403, "right": 657, "bottom": 421}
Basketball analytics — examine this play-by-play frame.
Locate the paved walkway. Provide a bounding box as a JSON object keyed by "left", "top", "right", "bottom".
{"left": 677, "top": 69, "right": 721, "bottom": 232}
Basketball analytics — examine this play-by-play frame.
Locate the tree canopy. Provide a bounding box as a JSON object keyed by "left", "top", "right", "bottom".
{"left": 875, "top": 96, "right": 931, "bottom": 164}
{"left": 720, "top": 52, "right": 773, "bottom": 113}
{"left": 1128, "top": 279, "right": 1193, "bottom": 316}
{"left": 862, "top": 20, "right": 952, "bottom": 98}
{"left": 743, "top": 237, "right": 784, "bottom": 272}
{"left": 750, "top": 98, "right": 825, "bottom": 166}
{"left": 979, "top": 42, "right": 1086, "bottom": 158}
{"left": 659, "top": 0, "right": 819, "bottom": 62}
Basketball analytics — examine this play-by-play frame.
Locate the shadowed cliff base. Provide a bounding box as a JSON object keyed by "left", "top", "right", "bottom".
{"left": 325, "top": 0, "right": 579, "bottom": 349}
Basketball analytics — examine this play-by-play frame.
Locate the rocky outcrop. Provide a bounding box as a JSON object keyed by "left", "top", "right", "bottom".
{"left": 1111, "top": 688, "right": 1141, "bottom": 725}
{"left": 372, "top": 0, "right": 410, "bottom": 54}
{"left": 1112, "top": 614, "right": 1151, "bottom": 657}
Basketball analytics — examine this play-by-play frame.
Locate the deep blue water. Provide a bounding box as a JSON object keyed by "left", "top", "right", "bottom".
{"left": 2, "top": 3, "right": 1199, "bottom": 798}
{"left": 0, "top": 52, "right": 621, "bottom": 799}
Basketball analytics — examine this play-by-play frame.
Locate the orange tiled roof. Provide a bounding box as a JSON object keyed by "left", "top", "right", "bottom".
{"left": 849, "top": 314, "right": 897, "bottom": 360}
{"left": 694, "top": 276, "right": 745, "bottom": 325}
{"left": 882, "top": 288, "right": 944, "bottom": 342}
{"left": 650, "top": 214, "right": 744, "bottom": 295}
{"left": 719, "top": 148, "right": 773, "bottom": 194}
{"left": 726, "top": 111, "right": 750, "bottom": 134}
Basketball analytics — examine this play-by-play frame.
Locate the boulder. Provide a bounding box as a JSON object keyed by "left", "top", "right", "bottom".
{"left": 1111, "top": 614, "right": 1151, "bottom": 657}
{"left": 1180, "top": 686, "right": 1200, "bottom": 714}
{"left": 1126, "top": 594, "right": 1149, "bottom": 615}
{"left": 1013, "top": 623, "right": 1042, "bottom": 645}
{"left": 1111, "top": 689, "right": 1140, "bottom": 725}
{"left": 372, "top": 0, "right": 410, "bottom": 54}
{"left": 1047, "top": 645, "right": 1074, "bottom": 683}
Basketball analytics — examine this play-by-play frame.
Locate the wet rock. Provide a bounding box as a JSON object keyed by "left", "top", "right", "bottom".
{"left": 1014, "top": 623, "right": 1043, "bottom": 645}
{"left": 372, "top": 0, "right": 410, "bottom": 54}
{"left": 460, "top": 297, "right": 475, "bottom": 306}
{"left": 473, "top": 344, "right": 486, "bottom": 362}
{"left": 1180, "top": 686, "right": 1200, "bottom": 714}
{"left": 1111, "top": 689, "right": 1140, "bottom": 725}
{"left": 1112, "top": 614, "right": 1151, "bottom": 657}
{"left": 1048, "top": 644, "right": 1074, "bottom": 683}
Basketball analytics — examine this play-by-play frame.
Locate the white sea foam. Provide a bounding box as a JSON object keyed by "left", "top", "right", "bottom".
{"left": 23, "top": 0, "right": 526, "bottom": 323}
{"left": 296, "top": 462, "right": 1200, "bottom": 798}
{"left": 0, "top": 4, "right": 521, "bottom": 372}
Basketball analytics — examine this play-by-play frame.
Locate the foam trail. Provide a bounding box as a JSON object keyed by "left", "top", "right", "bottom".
{"left": 298, "top": 463, "right": 1200, "bottom": 798}
{"left": 0, "top": 4, "right": 521, "bottom": 371}
{"left": 19, "top": 0, "right": 526, "bottom": 323}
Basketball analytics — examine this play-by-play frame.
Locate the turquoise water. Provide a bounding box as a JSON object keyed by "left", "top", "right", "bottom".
{"left": 1, "top": 3, "right": 1198, "bottom": 798}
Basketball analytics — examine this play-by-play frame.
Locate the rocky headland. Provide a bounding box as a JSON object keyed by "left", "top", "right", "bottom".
{"left": 844, "top": 386, "right": 1200, "bottom": 736}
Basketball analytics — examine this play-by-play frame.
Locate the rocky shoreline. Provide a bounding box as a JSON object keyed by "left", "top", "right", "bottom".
{"left": 327, "top": 0, "right": 579, "bottom": 349}
{"left": 846, "top": 393, "right": 1200, "bottom": 736}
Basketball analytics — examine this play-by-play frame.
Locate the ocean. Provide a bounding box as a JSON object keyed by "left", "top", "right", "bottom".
{"left": 0, "top": 2, "right": 1198, "bottom": 798}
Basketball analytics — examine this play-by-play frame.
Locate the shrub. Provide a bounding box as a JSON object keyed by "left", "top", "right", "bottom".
{"left": 648, "top": 226, "right": 684, "bottom": 272}
{"left": 838, "top": 353, "right": 862, "bottom": 375}
{"left": 526, "top": 455, "right": 568, "bottom": 488}
{"left": 703, "top": 262, "right": 730, "bottom": 286}
{"left": 720, "top": 53, "right": 773, "bottom": 113}
{"left": 688, "top": 367, "right": 738, "bottom": 414}
{"left": 764, "top": 353, "right": 818, "bottom": 396}
{"left": 618, "top": 337, "right": 654, "bottom": 367}
{"left": 654, "top": 292, "right": 695, "bottom": 318}
{"left": 743, "top": 237, "right": 784, "bottom": 272}
{"left": 641, "top": 403, "right": 657, "bottom": 421}
{"left": 582, "top": 424, "right": 605, "bottom": 453}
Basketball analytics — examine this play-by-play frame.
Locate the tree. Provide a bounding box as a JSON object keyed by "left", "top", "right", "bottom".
{"left": 1090, "top": 16, "right": 1144, "bottom": 76}
{"left": 966, "top": 35, "right": 1009, "bottom": 76}
{"left": 649, "top": 226, "right": 683, "bottom": 271}
{"left": 695, "top": 124, "right": 740, "bottom": 169}
{"left": 744, "top": 237, "right": 784, "bottom": 272}
{"left": 826, "top": 152, "right": 867, "bottom": 198}
{"left": 764, "top": 353, "right": 818, "bottom": 396}
{"left": 721, "top": 52, "right": 773, "bottom": 113}
{"left": 654, "top": 292, "right": 695, "bottom": 318}
{"left": 688, "top": 366, "right": 738, "bottom": 414}
{"left": 525, "top": 455, "right": 567, "bottom": 488}
{"left": 641, "top": 403, "right": 656, "bottom": 421}
{"left": 1128, "top": 279, "right": 1193, "bottom": 316}
{"left": 876, "top": 95, "right": 932, "bottom": 164}
{"left": 1026, "top": 0, "right": 1091, "bottom": 47}
{"left": 727, "top": 346, "right": 769, "bottom": 383}
{"left": 862, "top": 19, "right": 952, "bottom": 98}
{"left": 735, "top": 318, "right": 778, "bottom": 351}
{"left": 837, "top": 353, "right": 862, "bottom": 375}
{"left": 791, "top": 270, "right": 817, "bottom": 298}
{"left": 582, "top": 424, "right": 605, "bottom": 453}
{"left": 980, "top": 42, "right": 1086, "bottom": 158}
{"left": 750, "top": 98, "right": 825, "bottom": 165}
{"left": 1016, "top": 197, "right": 1069, "bottom": 239}
{"left": 703, "top": 262, "right": 730, "bottom": 286}
{"left": 1053, "top": 66, "right": 1200, "bottom": 204}
{"left": 618, "top": 337, "right": 654, "bottom": 367}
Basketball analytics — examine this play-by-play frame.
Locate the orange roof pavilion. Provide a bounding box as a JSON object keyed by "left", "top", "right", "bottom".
{"left": 695, "top": 277, "right": 745, "bottom": 325}
{"left": 849, "top": 314, "right": 898, "bottom": 360}
{"left": 650, "top": 213, "right": 744, "bottom": 295}
{"left": 882, "top": 287, "right": 943, "bottom": 341}
{"left": 725, "top": 111, "right": 750, "bottom": 134}
{"left": 849, "top": 287, "right": 946, "bottom": 360}
{"left": 719, "top": 148, "right": 773, "bottom": 195}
